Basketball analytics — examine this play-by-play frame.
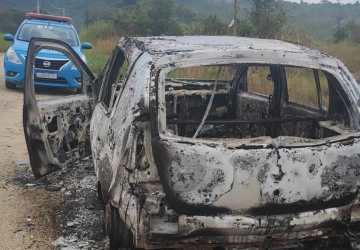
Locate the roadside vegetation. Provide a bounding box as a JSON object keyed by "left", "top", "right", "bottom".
{"left": 0, "top": 33, "right": 10, "bottom": 52}
{"left": 80, "top": 21, "right": 118, "bottom": 73}
{"left": 80, "top": 0, "right": 288, "bottom": 73}
{"left": 77, "top": 0, "right": 360, "bottom": 80}
{"left": 0, "top": 0, "right": 359, "bottom": 81}
{"left": 318, "top": 41, "right": 360, "bottom": 76}
{"left": 82, "top": 38, "right": 117, "bottom": 74}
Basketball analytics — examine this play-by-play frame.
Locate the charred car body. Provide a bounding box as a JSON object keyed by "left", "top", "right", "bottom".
{"left": 23, "top": 36, "right": 360, "bottom": 249}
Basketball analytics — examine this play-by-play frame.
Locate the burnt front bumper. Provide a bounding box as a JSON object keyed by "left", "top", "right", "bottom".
{"left": 145, "top": 205, "right": 360, "bottom": 249}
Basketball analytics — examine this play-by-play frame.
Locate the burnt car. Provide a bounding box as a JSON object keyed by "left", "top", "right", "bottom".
{"left": 23, "top": 36, "right": 360, "bottom": 249}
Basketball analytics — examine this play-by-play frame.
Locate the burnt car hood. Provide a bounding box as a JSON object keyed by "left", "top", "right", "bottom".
{"left": 152, "top": 135, "right": 360, "bottom": 216}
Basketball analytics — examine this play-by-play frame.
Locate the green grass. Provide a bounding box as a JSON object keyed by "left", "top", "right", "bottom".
{"left": 317, "top": 41, "right": 360, "bottom": 77}
{"left": 0, "top": 33, "right": 11, "bottom": 52}
{"left": 85, "top": 51, "right": 108, "bottom": 74}
{"left": 278, "top": 30, "right": 360, "bottom": 79}
{"left": 83, "top": 38, "right": 117, "bottom": 74}
{"left": 80, "top": 21, "right": 116, "bottom": 43}
{"left": 81, "top": 26, "right": 360, "bottom": 80}
{"left": 80, "top": 22, "right": 118, "bottom": 74}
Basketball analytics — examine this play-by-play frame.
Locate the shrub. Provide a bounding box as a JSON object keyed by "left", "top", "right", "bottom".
{"left": 80, "top": 21, "right": 116, "bottom": 43}
{"left": 80, "top": 21, "right": 118, "bottom": 74}
{"left": 0, "top": 33, "right": 11, "bottom": 52}
{"left": 317, "top": 41, "right": 360, "bottom": 76}
{"left": 83, "top": 37, "right": 118, "bottom": 74}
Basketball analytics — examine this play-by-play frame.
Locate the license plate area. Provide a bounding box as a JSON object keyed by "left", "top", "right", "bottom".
{"left": 35, "top": 72, "right": 58, "bottom": 80}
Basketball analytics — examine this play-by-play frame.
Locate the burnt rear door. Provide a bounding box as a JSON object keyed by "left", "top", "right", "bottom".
{"left": 23, "top": 38, "right": 96, "bottom": 178}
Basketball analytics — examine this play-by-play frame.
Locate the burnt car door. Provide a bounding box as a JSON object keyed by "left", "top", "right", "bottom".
{"left": 89, "top": 47, "right": 129, "bottom": 197}
{"left": 23, "top": 38, "right": 96, "bottom": 178}
{"left": 90, "top": 47, "right": 144, "bottom": 199}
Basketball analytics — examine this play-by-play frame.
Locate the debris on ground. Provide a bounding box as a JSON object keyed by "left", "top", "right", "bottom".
{"left": 9, "top": 158, "right": 108, "bottom": 250}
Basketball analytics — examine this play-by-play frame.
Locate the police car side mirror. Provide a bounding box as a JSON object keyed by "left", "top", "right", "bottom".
{"left": 3, "top": 33, "right": 14, "bottom": 42}
{"left": 81, "top": 42, "right": 93, "bottom": 50}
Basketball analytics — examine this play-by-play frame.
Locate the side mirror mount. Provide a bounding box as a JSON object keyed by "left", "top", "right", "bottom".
{"left": 81, "top": 42, "right": 93, "bottom": 50}
{"left": 3, "top": 33, "right": 14, "bottom": 42}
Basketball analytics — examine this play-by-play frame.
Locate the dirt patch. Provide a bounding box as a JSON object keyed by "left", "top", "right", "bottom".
{"left": 51, "top": 159, "right": 107, "bottom": 249}
{"left": 9, "top": 159, "right": 108, "bottom": 249}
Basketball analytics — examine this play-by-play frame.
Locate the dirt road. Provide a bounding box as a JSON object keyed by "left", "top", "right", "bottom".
{"left": 0, "top": 55, "right": 60, "bottom": 249}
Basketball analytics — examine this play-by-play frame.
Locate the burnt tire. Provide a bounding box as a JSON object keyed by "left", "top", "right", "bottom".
{"left": 105, "top": 203, "right": 134, "bottom": 250}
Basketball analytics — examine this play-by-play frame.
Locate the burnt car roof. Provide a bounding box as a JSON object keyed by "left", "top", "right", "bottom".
{"left": 119, "top": 36, "right": 343, "bottom": 71}
{"left": 119, "top": 36, "right": 359, "bottom": 101}
{"left": 126, "top": 36, "right": 320, "bottom": 57}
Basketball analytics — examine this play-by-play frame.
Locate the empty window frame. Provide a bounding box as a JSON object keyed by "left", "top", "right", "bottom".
{"left": 99, "top": 48, "right": 129, "bottom": 110}
{"left": 247, "top": 66, "right": 274, "bottom": 96}
{"left": 162, "top": 64, "right": 352, "bottom": 140}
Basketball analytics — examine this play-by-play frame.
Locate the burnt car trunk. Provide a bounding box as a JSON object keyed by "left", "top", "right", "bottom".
{"left": 153, "top": 62, "right": 360, "bottom": 217}
{"left": 153, "top": 135, "right": 360, "bottom": 216}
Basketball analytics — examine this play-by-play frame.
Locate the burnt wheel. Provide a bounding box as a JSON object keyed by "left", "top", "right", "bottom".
{"left": 105, "top": 203, "right": 134, "bottom": 250}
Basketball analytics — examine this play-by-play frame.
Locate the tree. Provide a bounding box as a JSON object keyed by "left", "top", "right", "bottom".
{"left": 112, "top": 0, "right": 182, "bottom": 36}
{"left": 249, "top": 0, "right": 287, "bottom": 39}
{"left": 200, "top": 15, "right": 228, "bottom": 35}
{"left": 113, "top": 4, "right": 150, "bottom": 36}
{"left": 148, "top": 0, "right": 181, "bottom": 35}
{"left": 237, "top": 20, "right": 256, "bottom": 37}
{"left": 333, "top": 25, "right": 348, "bottom": 43}
{"left": 351, "top": 26, "right": 360, "bottom": 43}
{"left": 332, "top": 20, "right": 360, "bottom": 43}
{"left": 0, "top": 9, "right": 23, "bottom": 34}
{"left": 347, "top": 21, "right": 360, "bottom": 43}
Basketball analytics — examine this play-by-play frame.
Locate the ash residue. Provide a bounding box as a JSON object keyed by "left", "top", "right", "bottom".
{"left": 53, "top": 158, "right": 107, "bottom": 249}
{"left": 321, "top": 155, "right": 360, "bottom": 198}
{"left": 10, "top": 158, "right": 108, "bottom": 249}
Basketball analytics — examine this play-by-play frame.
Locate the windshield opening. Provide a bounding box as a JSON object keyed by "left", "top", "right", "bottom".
{"left": 17, "top": 23, "right": 79, "bottom": 47}
{"left": 164, "top": 64, "right": 353, "bottom": 140}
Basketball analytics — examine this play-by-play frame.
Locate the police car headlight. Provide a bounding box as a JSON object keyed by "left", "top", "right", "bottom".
{"left": 6, "top": 47, "right": 22, "bottom": 64}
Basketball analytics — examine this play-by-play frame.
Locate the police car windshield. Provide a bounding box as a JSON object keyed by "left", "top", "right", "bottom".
{"left": 18, "top": 23, "right": 79, "bottom": 46}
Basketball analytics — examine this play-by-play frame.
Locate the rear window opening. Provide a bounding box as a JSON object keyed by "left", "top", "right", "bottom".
{"left": 164, "top": 64, "right": 353, "bottom": 140}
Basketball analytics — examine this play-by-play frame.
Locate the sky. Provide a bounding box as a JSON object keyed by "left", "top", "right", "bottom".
{"left": 286, "top": 0, "right": 358, "bottom": 3}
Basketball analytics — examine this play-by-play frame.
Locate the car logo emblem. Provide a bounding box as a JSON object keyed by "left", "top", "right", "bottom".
{"left": 43, "top": 61, "right": 51, "bottom": 68}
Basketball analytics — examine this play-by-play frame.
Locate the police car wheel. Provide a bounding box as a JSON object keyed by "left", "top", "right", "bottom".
{"left": 5, "top": 81, "right": 16, "bottom": 89}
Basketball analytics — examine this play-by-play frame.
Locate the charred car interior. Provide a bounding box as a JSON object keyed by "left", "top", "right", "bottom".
{"left": 23, "top": 36, "right": 360, "bottom": 250}
{"left": 165, "top": 64, "right": 352, "bottom": 140}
